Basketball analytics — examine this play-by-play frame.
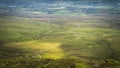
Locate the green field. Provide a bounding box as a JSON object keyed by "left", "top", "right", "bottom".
{"left": 0, "top": 16, "right": 120, "bottom": 68}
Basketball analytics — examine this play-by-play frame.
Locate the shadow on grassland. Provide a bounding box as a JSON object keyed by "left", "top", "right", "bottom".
{"left": 0, "top": 41, "right": 29, "bottom": 59}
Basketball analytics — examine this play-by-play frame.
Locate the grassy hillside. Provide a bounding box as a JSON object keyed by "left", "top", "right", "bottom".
{"left": 0, "top": 16, "right": 120, "bottom": 68}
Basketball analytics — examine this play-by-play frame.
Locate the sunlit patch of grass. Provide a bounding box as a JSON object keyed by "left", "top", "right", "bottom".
{"left": 4, "top": 41, "right": 65, "bottom": 59}
{"left": 42, "top": 52, "right": 65, "bottom": 59}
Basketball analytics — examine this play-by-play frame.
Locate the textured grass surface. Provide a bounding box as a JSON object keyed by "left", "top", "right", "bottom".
{"left": 0, "top": 16, "right": 120, "bottom": 68}
{"left": 4, "top": 41, "right": 65, "bottom": 59}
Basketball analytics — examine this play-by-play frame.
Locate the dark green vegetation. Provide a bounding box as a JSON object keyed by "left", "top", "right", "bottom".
{"left": 0, "top": 16, "right": 120, "bottom": 68}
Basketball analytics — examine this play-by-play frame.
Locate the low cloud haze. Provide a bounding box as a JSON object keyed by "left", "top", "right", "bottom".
{"left": 0, "top": 0, "right": 120, "bottom": 16}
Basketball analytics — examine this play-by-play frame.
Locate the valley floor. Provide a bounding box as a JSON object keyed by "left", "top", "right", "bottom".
{"left": 0, "top": 15, "right": 120, "bottom": 68}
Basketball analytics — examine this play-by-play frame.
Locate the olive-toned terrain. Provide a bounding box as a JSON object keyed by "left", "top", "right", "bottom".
{"left": 0, "top": 15, "right": 120, "bottom": 68}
